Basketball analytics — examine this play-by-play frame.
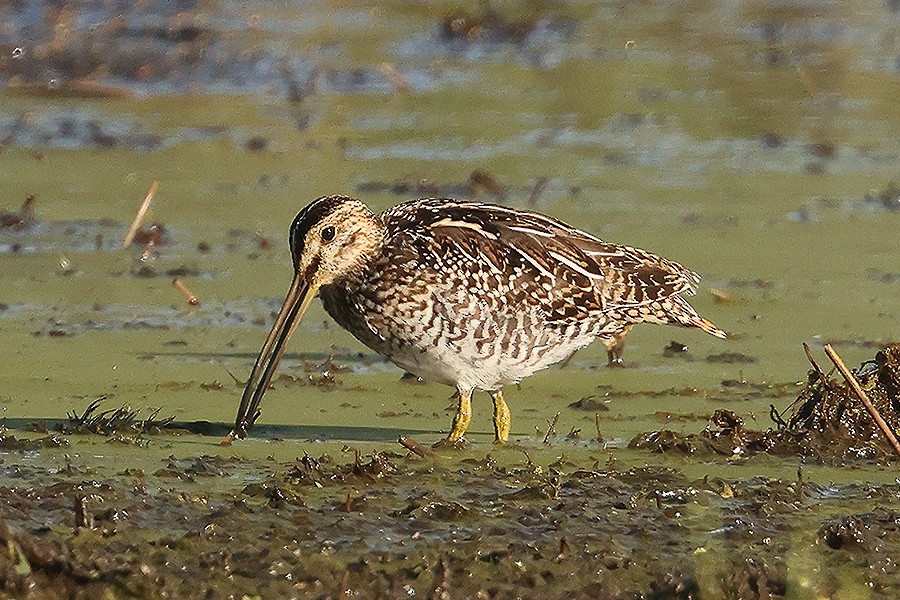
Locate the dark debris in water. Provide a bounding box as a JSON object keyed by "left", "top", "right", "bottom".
{"left": 631, "top": 344, "right": 900, "bottom": 462}
{"left": 705, "top": 351, "right": 758, "bottom": 364}
{"left": 863, "top": 182, "right": 900, "bottom": 212}
{"left": 442, "top": 7, "right": 540, "bottom": 46}
{"left": 820, "top": 509, "right": 900, "bottom": 552}
{"left": 630, "top": 409, "right": 778, "bottom": 456}
{"left": 868, "top": 268, "right": 900, "bottom": 285}
{"left": 61, "top": 398, "right": 175, "bottom": 437}
{"left": 0, "top": 3, "right": 469, "bottom": 153}
{"left": 788, "top": 181, "right": 900, "bottom": 222}
{"left": 778, "top": 344, "right": 900, "bottom": 458}
{"left": 0, "top": 110, "right": 171, "bottom": 152}
{"left": 0, "top": 429, "right": 68, "bottom": 451}
{"left": 357, "top": 169, "right": 508, "bottom": 202}
{"left": 437, "top": 4, "right": 578, "bottom": 60}
{"left": 356, "top": 171, "right": 580, "bottom": 207}
{"left": 155, "top": 455, "right": 237, "bottom": 481}
{"left": 663, "top": 340, "right": 691, "bottom": 358}
{"left": 594, "top": 378, "right": 799, "bottom": 403}
{"left": 0, "top": 2, "right": 289, "bottom": 96}
{"left": 0, "top": 194, "right": 36, "bottom": 230}
{"left": 567, "top": 395, "right": 609, "bottom": 411}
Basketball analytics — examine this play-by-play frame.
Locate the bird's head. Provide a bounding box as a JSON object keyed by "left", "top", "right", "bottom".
{"left": 229, "top": 195, "right": 384, "bottom": 440}
{"left": 290, "top": 195, "right": 385, "bottom": 288}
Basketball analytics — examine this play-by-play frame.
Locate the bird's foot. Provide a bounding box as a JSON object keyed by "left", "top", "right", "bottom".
{"left": 606, "top": 350, "right": 625, "bottom": 369}
{"left": 432, "top": 437, "right": 470, "bottom": 450}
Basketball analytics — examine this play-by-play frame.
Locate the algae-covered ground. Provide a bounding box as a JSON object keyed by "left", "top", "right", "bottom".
{"left": 1, "top": 0, "right": 899, "bottom": 598}
{"left": 1, "top": 433, "right": 899, "bottom": 600}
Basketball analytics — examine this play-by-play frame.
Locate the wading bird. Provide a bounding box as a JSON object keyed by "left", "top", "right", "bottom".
{"left": 229, "top": 196, "right": 725, "bottom": 444}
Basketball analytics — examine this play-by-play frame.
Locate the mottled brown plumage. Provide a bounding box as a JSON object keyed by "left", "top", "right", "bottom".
{"left": 230, "top": 195, "right": 725, "bottom": 444}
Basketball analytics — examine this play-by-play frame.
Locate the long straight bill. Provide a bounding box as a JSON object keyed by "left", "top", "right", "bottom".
{"left": 230, "top": 272, "right": 318, "bottom": 439}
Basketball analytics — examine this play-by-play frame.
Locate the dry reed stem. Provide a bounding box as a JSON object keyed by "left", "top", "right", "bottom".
{"left": 172, "top": 278, "right": 200, "bottom": 306}
{"left": 123, "top": 180, "right": 159, "bottom": 249}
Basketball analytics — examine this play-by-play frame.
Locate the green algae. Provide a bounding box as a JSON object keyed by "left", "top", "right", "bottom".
{"left": 1, "top": 0, "right": 899, "bottom": 597}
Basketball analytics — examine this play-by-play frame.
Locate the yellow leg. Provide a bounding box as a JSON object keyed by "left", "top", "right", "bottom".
{"left": 445, "top": 388, "right": 473, "bottom": 443}
{"left": 491, "top": 390, "right": 510, "bottom": 444}
{"left": 603, "top": 325, "right": 633, "bottom": 367}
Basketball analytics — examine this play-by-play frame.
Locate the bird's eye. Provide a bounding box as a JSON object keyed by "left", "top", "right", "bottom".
{"left": 321, "top": 226, "right": 336, "bottom": 241}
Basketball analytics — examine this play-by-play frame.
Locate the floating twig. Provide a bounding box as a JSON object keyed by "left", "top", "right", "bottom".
{"left": 398, "top": 435, "right": 430, "bottom": 458}
{"left": 594, "top": 413, "right": 604, "bottom": 443}
{"left": 769, "top": 404, "right": 787, "bottom": 428}
{"left": 543, "top": 411, "right": 560, "bottom": 444}
{"left": 224, "top": 368, "right": 244, "bottom": 386}
{"left": 521, "top": 449, "right": 534, "bottom": 467}
{"left": 123, "top": 181, "right": 159, "bottom": 249}
{"left": 377, "top": 62, "right": 410, "bottom": 93}
{"left": 172, "top": 278, "right": 200, "bottom": 306}
{"left": 802, "top": 342, "right": 829, "bottom": 386}
{"left": 824, "top": 344, "right": 900, "bottom": 457}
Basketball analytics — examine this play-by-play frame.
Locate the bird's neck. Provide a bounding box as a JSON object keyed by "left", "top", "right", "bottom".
{"left": 334, "top": 227, "right": 388, "bottom": 289}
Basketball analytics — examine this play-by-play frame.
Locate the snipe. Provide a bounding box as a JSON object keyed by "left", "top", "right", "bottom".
{"left": 228, "top": 196, "right": 725, "bottom": 444}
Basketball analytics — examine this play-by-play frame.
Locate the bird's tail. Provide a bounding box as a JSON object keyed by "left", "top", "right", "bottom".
{"left": 671, "top": 296, "right": 727, "bottom": 339}
{"left": 686, "top": 314, "right": 727, "bottom": 339}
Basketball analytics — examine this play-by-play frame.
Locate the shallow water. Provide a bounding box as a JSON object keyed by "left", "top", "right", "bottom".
{"left": 1, "top": 0, "right": 899, "bottom": 597}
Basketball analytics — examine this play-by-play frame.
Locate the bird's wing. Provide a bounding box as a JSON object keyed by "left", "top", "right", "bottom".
{"left": 381, "top": 198, "right": 701, "bottom": 318}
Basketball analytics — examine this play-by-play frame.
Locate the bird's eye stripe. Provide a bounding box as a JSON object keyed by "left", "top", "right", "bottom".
{"left": 321, "top": 226, "right": 336, "bottom": 241}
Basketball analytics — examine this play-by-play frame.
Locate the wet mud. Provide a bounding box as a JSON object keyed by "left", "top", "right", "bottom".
{"left": 2, "top": 438, "right": 900, "bottom": 600}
